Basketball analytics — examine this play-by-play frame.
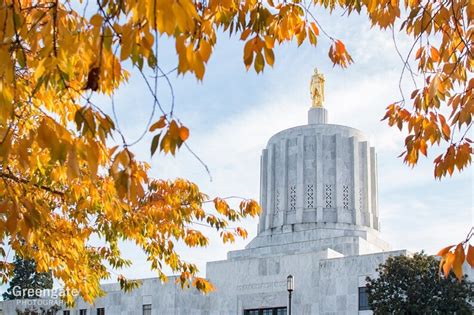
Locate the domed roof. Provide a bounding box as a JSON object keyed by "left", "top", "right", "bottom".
{"left": 256, "top": 70, "right": 380, "bottom": 235}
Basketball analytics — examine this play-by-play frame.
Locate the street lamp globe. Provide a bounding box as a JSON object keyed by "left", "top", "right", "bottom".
{"left": 287, "top": 275, "right": 294, "bottom": 292}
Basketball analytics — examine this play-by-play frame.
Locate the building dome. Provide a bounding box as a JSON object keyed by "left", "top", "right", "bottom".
{"left": 245, "top": 69, "right": 388, "bottom": 256}
{"left": 258, "top": 114, "right": 379, "bottom": 233}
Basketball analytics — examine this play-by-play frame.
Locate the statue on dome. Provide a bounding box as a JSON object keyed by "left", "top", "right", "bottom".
{"left": 310, "top": 68, "right": 325, "bottom": 107}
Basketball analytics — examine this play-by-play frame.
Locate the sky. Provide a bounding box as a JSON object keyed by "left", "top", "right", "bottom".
{"left": 84, "top": 7, "right": 474, "bottom": 281}
{"left": 2, "top": 6, "right": 473, "bottom": 292}
{"left": 87, "top": 7, "right": 473, "bottom": 281}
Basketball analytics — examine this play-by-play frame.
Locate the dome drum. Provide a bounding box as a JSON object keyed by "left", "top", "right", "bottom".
{"left": 257, "top": 124, "right": 380, "bottom": 235}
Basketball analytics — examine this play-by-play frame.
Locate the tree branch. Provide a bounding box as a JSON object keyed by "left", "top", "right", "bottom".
{"left": 0, "top": 171, "right": 65, "bottom": 197}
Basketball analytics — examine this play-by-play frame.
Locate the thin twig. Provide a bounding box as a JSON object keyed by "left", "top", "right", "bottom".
{"left": 391, "top": 26, "right": 418, "bottom": 93}
{"left": 184, "top": 143, "right": 213, "bottom": 182}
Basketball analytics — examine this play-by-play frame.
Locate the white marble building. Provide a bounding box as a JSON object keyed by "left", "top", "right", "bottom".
{"left": 1, "top": 70, "right": 410, "bottom": 315}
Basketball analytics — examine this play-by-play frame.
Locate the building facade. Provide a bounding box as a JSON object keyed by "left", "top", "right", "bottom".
{"left": 1, "top": 70, "right": 410, "bottom": 315}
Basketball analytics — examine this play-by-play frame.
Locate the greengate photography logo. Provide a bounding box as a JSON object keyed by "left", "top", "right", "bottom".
{"left": 12, "top": 286, "right": 79, "bottom": 306}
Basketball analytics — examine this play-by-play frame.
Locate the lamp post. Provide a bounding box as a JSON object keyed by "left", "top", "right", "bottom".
{"left": 287, "top": 275, "right": 294, "bottom": 315}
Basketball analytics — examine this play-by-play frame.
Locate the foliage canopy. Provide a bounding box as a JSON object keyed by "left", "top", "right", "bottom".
{"left": 366, "top": 252, "right": 473, "bottom": 314}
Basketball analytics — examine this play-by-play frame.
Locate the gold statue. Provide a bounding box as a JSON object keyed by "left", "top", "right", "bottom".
{"left": 310, "top": 68, "right": 325, "bottom": 107}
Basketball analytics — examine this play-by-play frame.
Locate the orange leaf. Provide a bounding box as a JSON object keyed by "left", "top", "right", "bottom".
{"left": 443, "top": 252, "right": 455, "bottom": 277}
{"left": 466, "top": 245, "right": 474, "bottom": 268}
{"left": 310, "top": 22, "right": 319, "bottom": 36}
{"left": 90, "top": 14, "right": 103, "bottom": 28}
{"left": 150, "top": 116, "right": 166, "bottom": 131}
{"left": 437, "top": 244, "right": 455, "bottom": 256}
{"left": 453, "top": 244, "right": 465, "bottom": 280}
{"left": 415, "top": 47, "right": 423, "bottom": 59}
{"left": 335, "top": 40, "right": 345, "bottom": 54}
{"left": 441, "top": 123, "right": 451, "bottom": 139}
{"left": 240, "top": 29, "right": 252, "bottom": 41}
{"left": 264, "top": 35, "right": 275, "bottom": 49}
{"left": 179, "top": 126, "right": 189, "bottom": 141}
{"left": 420, "top": 139, "right": 427, "bottom": 156}
{"left": 430, "top": 46, "right": 440, "bottom": 62}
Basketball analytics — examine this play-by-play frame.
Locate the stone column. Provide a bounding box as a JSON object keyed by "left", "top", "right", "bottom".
{"left": 370, "top": 147, "right": 379, "bottom": 230}
{"left": 265, "top": 143, "right": 275, "bottom": 230}
{"left": 335, "top": 133, "right": 342, "bottom": 223}
{"left": 296, "top": 135, "right": 305, "bottom": 223}
{"left": 258, "top": 149, "right": 268, "bottom": 234}
{"left": 360, "top": 141, "right": 373, "bottom": 229}
{"left": 315, "top": 134, "right": 324, "bottom": 222}
{"left": 279, "top": 139, "right": 288, "bottom": 226}
{"left": 351, "top": 137, "right": 361, "bottom": 225}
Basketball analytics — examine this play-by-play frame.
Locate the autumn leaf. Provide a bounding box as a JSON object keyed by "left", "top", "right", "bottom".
{"left": 90, "top": 14, "right": 103, "bottom": 27}
{"left": 452, "top": 244, "right": 466, "bottom": 280}
{"left": 442, "top": 252, "right": 455, "bottom": 278}
{"left": 151, "top": 134, "right": 161, "bottom": 156}
{"left": 254, "top": 52, "right": 265, "bottom": 73}
{"left": 179, "top": 126, "right": 189, "bottom": 141}
{"left": 84, "top": 67, "right": 100, "bottom": 91}
{"left": 437, "top": 245, "right": 455, "bottom": 257}
{"left": 310, "top": 22, "right": 319, "bottom": 36}
{"left": 149, "top": 116, "right": 167, "bottom": 131}
{"left": 467, "top": 245, "right": 474, "bottom": 268}
{"left": 328, "top": 40, "right": 353, "bottom": 68}
{"left": 430, "top": 46, "right": 440, "bottom": 62}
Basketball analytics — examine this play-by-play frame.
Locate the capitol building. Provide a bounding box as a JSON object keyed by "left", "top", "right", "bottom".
{"left": 1, "top": 70, "right": 410, "bottom": 314}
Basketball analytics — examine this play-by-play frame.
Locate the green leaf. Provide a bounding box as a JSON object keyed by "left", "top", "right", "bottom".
{"left": 151, "top": 133, "right": 161, "bottom": 156}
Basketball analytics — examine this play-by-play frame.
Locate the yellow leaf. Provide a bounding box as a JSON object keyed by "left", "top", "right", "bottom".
{"left": 5, "top": 214, "right": 17, "bottom": 234}
{"left": 87, "top": 141, "right": 100, "bottom": 179}
{"left": 254, "top": 52, "right": 265, "bottom": 73}
{"left": 172, "top": 3, "right": 188, "bottom": 31}
{"left": 296, "top": 28, "right": 306, "bottom": 46}
{"left": 264, "top": 47, "right": 275, "bottom": 67}
{"left": 34, "top": 58, "right": 46, "bottom": 81}
{"left": 243, "top": 40, "right": 254, "bottom": 69}
{"left": 199, "top": 41, "right": 212, "bottom": 63}
{"left": 308, "top": 29, "right": 317, "bottom": 46}
{"left": 120, "top": 24, "right": 134, "bottom": 61}
{"left": 67, "top": 146, "right": 80, "bottom": 179}
{"left": 193, "top": 55, "right": 205, "bottom": 79}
